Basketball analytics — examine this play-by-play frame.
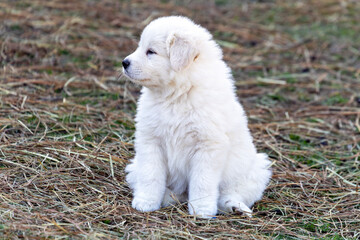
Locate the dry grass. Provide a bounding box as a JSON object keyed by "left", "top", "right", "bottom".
{"left": 1, "top": 0, "right": 359, "bottom": 239}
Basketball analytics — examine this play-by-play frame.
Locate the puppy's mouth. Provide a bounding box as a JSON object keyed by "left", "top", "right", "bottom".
{"left": 122, "top": 68, "right": 136, "bottom": 80}
{"left": 122, "top": 69, "right": 151, "bottom": 83}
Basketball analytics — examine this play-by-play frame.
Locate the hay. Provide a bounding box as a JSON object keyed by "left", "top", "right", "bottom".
{"left": 0, "top": 0, "right": 359, "bottom": 238}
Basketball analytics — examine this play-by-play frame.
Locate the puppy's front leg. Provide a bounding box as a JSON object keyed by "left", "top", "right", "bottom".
{"left": 130, "top": 144, "right": 166, "bottom": 212}
{"left": 188, "top": 148, "right": 224, "bottom": 218}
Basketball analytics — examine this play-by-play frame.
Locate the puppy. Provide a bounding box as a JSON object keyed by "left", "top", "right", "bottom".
{"left": 123, "top": 16, "right": 271, "bottom": 218}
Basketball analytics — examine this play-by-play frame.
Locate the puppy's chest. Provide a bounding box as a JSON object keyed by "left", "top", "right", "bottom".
{"left": 141, "top": 102, "right": 198, "bottom": 152}
{"left": 153, "top": 107, "right": 196, "bottom": 142}
{"left": 156, "top": 109, "right": 198, "bottom": 179}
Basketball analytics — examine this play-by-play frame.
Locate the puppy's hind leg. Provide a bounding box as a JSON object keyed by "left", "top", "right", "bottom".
{"left": 218, "top": 153, "right": 271, "bottom": 217}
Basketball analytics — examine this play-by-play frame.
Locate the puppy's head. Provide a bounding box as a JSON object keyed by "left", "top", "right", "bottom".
{"left": 122, "top": 16, "right": 214, "bottom": 87}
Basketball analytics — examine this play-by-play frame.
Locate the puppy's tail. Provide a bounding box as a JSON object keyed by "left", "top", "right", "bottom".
{"left": 256, "top": 153, "right": 272, "bottom": 185}
{"left": 257, "top": 153, "right": 271, "bottom": 167}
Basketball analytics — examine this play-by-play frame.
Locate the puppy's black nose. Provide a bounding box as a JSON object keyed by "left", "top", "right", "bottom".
{"left": 122, "top": 59, "right": 130, "bottom": 69}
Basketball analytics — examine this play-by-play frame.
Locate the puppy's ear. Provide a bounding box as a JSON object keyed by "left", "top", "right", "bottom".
{"left": 166, "top": 32, "right": 198, "bottom": 72}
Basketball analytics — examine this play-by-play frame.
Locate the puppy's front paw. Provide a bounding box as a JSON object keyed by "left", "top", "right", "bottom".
{"left": 188, "top": 202, "right": 217, "bottom": 218}
{"left": 132, "top": 197, "right": 161, "bottom": 212}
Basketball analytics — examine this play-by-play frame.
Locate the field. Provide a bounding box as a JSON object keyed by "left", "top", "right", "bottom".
{"left": 0, "top": 0, "right": 359, "bottom": 239}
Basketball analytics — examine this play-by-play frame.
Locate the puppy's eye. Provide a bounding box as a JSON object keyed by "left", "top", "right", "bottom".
{"left": 146, "top": 49, "right": 156, "bottom": 55}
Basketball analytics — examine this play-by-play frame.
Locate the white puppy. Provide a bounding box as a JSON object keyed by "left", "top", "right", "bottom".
{"left": 123, "top": 16, "right": 271, "bottom": 218}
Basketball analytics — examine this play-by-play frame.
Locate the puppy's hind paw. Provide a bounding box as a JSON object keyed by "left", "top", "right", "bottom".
{"left": 132, "top": 197, "right": 161, "bottom": 212}
{"left": 231, "top": 202, "right": 253, "bottom": 218}
{"left": 222, "top": 200, "right": 253, "bottom": 217}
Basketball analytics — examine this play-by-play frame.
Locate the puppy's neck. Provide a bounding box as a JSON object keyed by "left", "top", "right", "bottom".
{"left": 146, "top": 78, "right": 194, "bottom": 104}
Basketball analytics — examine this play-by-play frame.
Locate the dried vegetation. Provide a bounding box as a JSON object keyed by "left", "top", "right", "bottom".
{"left": 0, "top": 0, "right": 359, "bottom": 239}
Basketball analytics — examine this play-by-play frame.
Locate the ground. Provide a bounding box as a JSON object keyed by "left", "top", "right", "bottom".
{"left": 0, "top": 0, "right": 359, "bottom": 239}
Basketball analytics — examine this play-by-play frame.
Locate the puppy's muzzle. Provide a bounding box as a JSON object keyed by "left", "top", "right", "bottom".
{"left": 122, "top": 59, "right": 131, "bottom": 70}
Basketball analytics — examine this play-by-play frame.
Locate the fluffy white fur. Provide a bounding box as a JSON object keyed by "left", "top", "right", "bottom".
{"left": 123, "top": 16, "right": 271, "bottom": 218}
